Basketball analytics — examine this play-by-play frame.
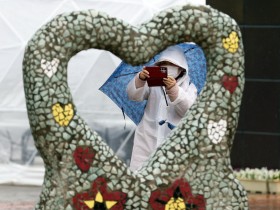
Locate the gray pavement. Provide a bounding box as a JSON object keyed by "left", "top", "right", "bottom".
{"left": 0, "top": 185, "right": 41, "bottom": 210}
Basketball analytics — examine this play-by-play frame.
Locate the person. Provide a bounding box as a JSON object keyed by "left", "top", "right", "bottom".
{"left": 126, "top": 45, "right": 197, "bottom": 171}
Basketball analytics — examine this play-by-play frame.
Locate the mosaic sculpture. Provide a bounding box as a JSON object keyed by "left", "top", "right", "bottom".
{"left": 22, "top": 4, "right": 248, "bottom": 210}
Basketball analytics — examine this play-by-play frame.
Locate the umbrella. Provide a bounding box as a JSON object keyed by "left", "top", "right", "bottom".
{"left": 99, "top": 43, "right": 207, "bottom": 125}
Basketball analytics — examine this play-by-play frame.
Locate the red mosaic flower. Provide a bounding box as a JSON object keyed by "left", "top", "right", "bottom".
{"left": 73, "top": 146, "right": 95, "bottom": 172}
{"left": 222, "top": 74, "right": 238, "bottom": 94}
{"left": 73, "top": 177, "right": 127, "bottom": 210}
{"left": 149, "top": 178, "right": 206, "bottom": 210}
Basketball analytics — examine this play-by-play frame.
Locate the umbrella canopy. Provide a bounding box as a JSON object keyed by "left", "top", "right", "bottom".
{"left": 99, "top": 43, "right": 207, "bottom": 125}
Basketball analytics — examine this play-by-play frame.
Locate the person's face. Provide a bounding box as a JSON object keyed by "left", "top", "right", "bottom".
{"left": 158, "top": 61, "right": 182, "bottom": 78}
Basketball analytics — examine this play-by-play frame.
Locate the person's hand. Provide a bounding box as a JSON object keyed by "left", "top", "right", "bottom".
{"left": 163, "top": 76, "right": 176, "bottom": 90}
{"left": 139, "top": 67, "right": 150, "bottom": 81}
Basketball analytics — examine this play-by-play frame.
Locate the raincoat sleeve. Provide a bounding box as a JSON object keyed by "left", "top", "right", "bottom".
{"left": 126, "top": 73, "right": 150, "bottom": 101}
{"left": 169, "top": 83, "right": 197, "bottom": 117}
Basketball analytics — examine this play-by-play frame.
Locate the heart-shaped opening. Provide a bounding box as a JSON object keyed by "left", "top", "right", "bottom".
{"left": 68, "top": 42, "right": 207, "bottom": 169}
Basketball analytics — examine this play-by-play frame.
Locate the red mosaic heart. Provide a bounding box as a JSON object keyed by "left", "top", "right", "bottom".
{"left": 222, "top": 74, "right": 238, "bottom": 94}
{"left": 73, "top": 146, "right": 95, "bottom": 172}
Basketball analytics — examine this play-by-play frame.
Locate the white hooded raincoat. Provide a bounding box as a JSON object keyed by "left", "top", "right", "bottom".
{"left": 127, "top": 46, "right": 197, "bottom": 171}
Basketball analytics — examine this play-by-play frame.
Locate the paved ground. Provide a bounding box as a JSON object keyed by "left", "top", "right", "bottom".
{"left": 0, "top": 185, "right": 41, "bottom": 210}
{"left": 0, "top": 185, "right": 280, "bottom": 210}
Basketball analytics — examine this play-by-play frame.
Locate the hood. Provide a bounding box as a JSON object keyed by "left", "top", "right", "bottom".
{"left": 154, "top": 45, "right": 189, "bottom": 74}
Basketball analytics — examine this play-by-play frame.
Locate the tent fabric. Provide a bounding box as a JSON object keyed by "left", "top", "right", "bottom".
{"left": 0, "top": 0, "right": 205, "bottom": 186}
{"left": 100, "top": 43, "right": 207, "bottom": 125}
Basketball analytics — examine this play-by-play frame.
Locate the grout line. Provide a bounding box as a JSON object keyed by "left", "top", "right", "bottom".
{"left": 236, "top": 131, "right": 280, "bottom": 136}
{"left": 240, "top": 25, "right": 280, "bottom": 29}
{"left": 245, "top": 78, "right": 280, "bottom": 83}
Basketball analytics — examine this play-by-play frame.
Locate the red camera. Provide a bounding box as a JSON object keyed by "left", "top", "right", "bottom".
{"left": 145, "top": 66, "right": 167, "bottom": 86}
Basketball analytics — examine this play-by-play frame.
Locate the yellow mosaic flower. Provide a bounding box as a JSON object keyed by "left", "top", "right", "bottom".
{"left": 84, "top": 191, "right": 117, "bottom": 209}
{"left": 52, "top": 103, "right": 74, "bottom": 126}
{"left": 222, "top": 31, "right": 239, "bottom": 53}
{"left": 165, "top": 197, "right": 186, "bottom": 210}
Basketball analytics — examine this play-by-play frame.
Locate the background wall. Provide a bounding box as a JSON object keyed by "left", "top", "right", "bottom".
{"left": 206, "top": 0, "right": 280, "bottom": 169}
{"left": 0, "top": 0, "right": 206, "bottom": 185}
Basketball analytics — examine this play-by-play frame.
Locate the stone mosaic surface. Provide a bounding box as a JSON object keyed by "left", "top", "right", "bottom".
{"left": 22, "top": 4, "right": 248, "bottom": 210}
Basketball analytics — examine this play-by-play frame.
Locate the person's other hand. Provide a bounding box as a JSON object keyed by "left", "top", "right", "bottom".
{"left": 139, "top": 67, "right": 150, "bottom": 81}
{"left": 163, "top": 76, "right": 176, "bottom": 90}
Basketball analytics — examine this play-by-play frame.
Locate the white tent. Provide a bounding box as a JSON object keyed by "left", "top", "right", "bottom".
{"left": 0, "top": 0, "right": 205, "bottom": 185}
